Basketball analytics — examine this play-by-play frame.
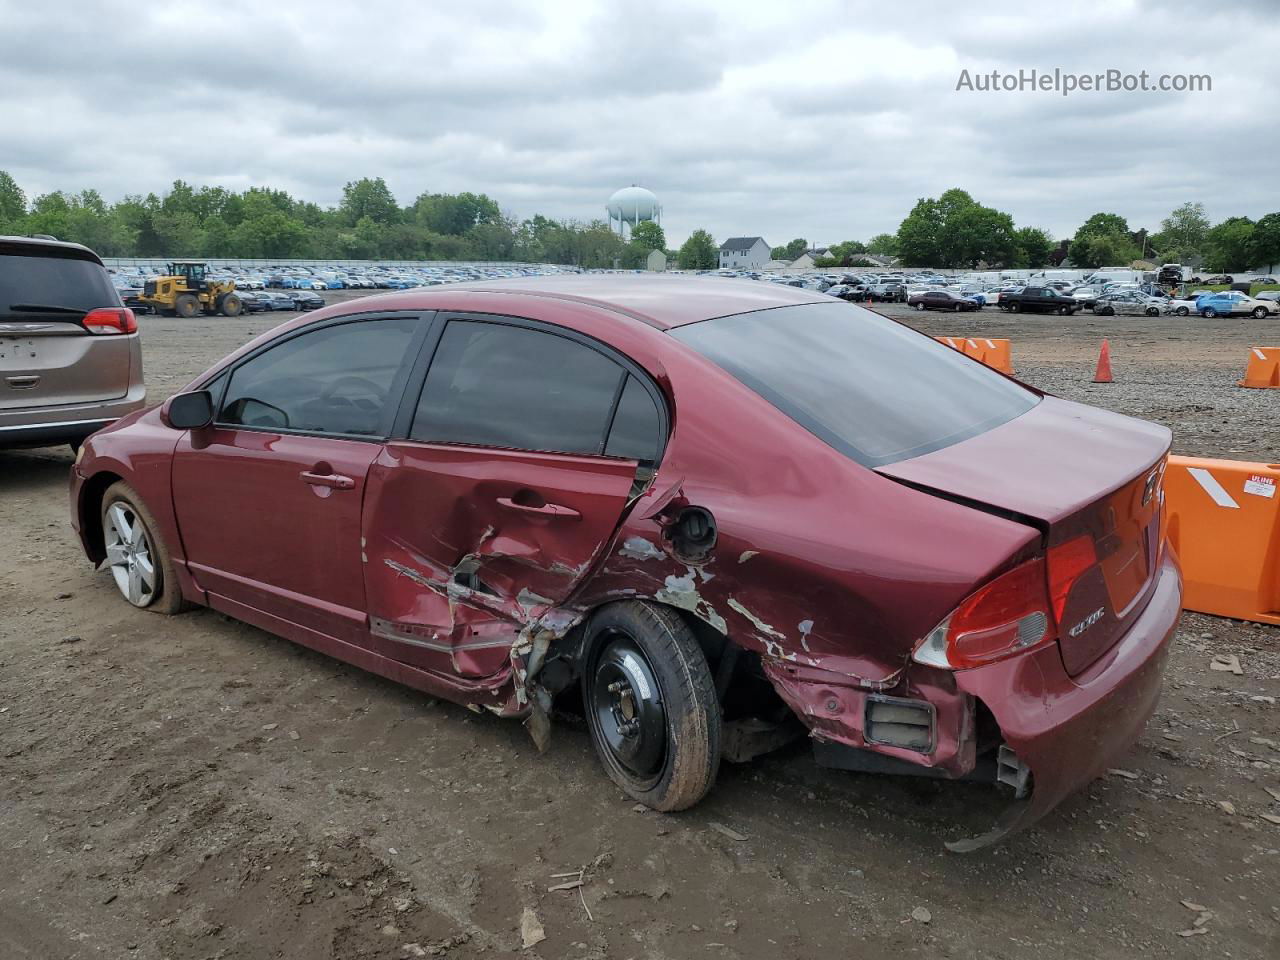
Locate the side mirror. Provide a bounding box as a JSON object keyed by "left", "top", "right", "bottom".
{"left": 165, "top": 390, "right": 214, "bottom": 430}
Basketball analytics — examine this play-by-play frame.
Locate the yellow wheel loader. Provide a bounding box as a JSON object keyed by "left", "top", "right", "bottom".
{"left": 138, "top": 261, "right": 243, "bottom": 318}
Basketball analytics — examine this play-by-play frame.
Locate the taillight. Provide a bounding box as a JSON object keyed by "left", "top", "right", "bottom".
{"left": 912, "top": 558, "right": 1055, "bottom": 669}
{"left": 1047, "top": 534, "right": 1097, "bottom": 622}
{"left": 83, "top": 307, "right": 138, "bottom": 335}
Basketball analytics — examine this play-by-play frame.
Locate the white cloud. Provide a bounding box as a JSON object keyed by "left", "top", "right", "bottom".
{"left": 1, "top": 0, "right": 1276, "bottom": 245}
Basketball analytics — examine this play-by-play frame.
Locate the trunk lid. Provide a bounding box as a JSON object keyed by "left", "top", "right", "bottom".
{"left": 877, "top": 396, "right": 1170, "bottom": 676}
{"left": 0, "top": 320, "right": 131, "bottom": 410}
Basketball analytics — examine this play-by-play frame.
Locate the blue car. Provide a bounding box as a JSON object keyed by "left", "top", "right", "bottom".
{"left": 1198, "top": 292, "right": 1279, "bottom": 318}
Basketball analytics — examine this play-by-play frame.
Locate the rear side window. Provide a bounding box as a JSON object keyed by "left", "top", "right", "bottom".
{"left": 411, "top": 320, "right": 628, "bottom": 456}
{"left": 605, "top": 375, "right": 661, "bottom": 462}
{"left": 0, "top": 246, "right": 119, "bottom": 317}
{"left": 672, "top": 301, "right": 1038, "bottom": 467}
{"left": 219, "top": 316, "right": 417, "bottom": 436}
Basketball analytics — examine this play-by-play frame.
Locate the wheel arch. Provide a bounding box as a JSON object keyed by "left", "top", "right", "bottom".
{"left": 79, "top": 470, "right": 124, "bottom": 564}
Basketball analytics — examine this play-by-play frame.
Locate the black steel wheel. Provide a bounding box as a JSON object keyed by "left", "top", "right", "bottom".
{"left": 582, "top": 601, "right": 720, "bottom": 811}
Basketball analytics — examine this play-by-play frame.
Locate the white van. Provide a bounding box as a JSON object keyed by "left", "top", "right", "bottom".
{"left": 1084, "top": 268, "right": 1141, "bottom": 285}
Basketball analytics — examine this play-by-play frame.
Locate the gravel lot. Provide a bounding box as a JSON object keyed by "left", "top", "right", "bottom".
{"left": 2, "top": 290, "right": 1277, "bottom": 959}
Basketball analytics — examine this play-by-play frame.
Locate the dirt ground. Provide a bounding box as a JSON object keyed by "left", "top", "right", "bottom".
{"left": 2, "top": 291, "right": 1277, "bottom": 959}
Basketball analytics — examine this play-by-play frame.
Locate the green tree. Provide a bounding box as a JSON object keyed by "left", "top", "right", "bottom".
{"left": 413, "top": 191, "right": 500, "bottom": 235}
{"left": 771, "top": 238, "right": 808, "bottom": 260}
{"left": 828, "top": 239, "right": 866, "bottom": 262}
{"left": 1070, "top": 212, "right": 1139, "bottom": 268}
{"left": 340, "top": 177, "right": 400, "bottom": 226}
{"left": 1204, "top": 216, "right": 1256, "bottom": 272}
{"left": 866, "top": 233, "right": 898, "bottom": 256}
{"left": 678, "top": 229, "right": 718, "bottom": 270}
{"left": 1152, "top": 202, "right": 1209, "bottom": 263}
{"left": 1248, "top": 212, "right": 1280, "bottom": 272}
{"left": 1074, "top": 233, "right": 1141, "bottom": 270}
{"left": 630, "top": 220, "right": 666, "bottom": 252}
{"left": 1014, "top": 227, "right": 1054, "bottom": 268}
{"left": 26, "top": 192, "right": 72, "bottom": 239}
{"left": 0, "top": 170, "right": 26, "bottom": 232}
{"left": 895, "top": 189, "right": 1018, "bottom": 267}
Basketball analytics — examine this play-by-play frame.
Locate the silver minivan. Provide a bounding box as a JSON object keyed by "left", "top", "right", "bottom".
{"left": 0, "top": 236, "right": 145, "bottom": 449}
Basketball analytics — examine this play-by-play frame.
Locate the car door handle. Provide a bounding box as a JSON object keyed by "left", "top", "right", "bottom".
{"left": 5, "top": 375, "right": 39, "bottom": 389}
{"left": 300, "top": 470, "right": 355, "bottom": 490}
{"left": 496, "top": 496, "right": 581, "bottom": 519}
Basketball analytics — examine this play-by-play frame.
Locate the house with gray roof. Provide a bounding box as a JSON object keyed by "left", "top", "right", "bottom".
{"left": 719, "top": 236, "right": 771, "bottom": 271}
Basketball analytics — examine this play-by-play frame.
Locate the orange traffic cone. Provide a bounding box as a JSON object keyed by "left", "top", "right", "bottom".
{"left": 1093, "top": 339, "right": 1113, "bottom": 383}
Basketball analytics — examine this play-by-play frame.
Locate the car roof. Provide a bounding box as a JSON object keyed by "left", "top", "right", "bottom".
{"left": 0, "top": 234, "right": 104, "bottom": 265}
{"left": 376, "top": 274, "right": 832, "bottom": 330}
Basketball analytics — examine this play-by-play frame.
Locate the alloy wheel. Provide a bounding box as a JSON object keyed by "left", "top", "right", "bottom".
{"left": 104, "top": 501, "right": 159, "bottom": 607}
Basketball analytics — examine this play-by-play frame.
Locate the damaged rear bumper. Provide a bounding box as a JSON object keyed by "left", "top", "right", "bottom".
{"left": 764, "top": 552, "right": 1182, "bottom": 849}
{"left": 947, "top": 551, "right": 1181, "bottom": 849}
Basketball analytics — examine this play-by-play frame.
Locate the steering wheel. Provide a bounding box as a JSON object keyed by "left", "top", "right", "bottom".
{"left": 319, "top": 375, "right": 386, "bottom": 410}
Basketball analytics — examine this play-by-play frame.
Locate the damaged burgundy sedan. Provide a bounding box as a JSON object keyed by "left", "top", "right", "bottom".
{"left": 70, "top": 276, "right": 1181, "bottom": 848}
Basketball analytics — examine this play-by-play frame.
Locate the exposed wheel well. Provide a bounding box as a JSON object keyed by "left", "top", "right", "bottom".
{"left": 79, "top": 471, "right": 123, "bottom": 564}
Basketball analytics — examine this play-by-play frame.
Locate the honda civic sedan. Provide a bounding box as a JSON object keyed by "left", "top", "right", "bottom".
{"left": 69, "top": 276, "right": 1181, "bottom": 848}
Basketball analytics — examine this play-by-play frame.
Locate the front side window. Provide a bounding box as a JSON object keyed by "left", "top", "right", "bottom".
{"left": 411, "top": 320, "right": 628, "bottom": 456}
{"left": 672, "top": 301, "right": 1038, "bottom": 467}
{"left": 219, "top": 315, "right": 417, "bottom": 436}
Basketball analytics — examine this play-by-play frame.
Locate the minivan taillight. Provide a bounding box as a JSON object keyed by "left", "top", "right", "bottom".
{"left": 83, "top": 307, "right": 137, "bottom": 335}
{"left": 912, "top": 558, "right": 1055, "bottom": 669}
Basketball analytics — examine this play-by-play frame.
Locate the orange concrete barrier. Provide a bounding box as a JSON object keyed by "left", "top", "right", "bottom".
{"left": 1238, "top": 346, "right": 1280, "bottom": 389}
{"left": 1164, "top": 456, "right": 1280, "bottom": 625}
{"left": 935, "top": 336, "right": 1014, "bottom": 375}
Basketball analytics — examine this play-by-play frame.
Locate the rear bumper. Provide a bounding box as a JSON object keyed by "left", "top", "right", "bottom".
{"left": 948, "top": 550, "right": 1182, "bottom": 849}
{"left": 0, "top": 383, "right": 145, "bottom": 447}
{"left": 768, "top": 551, "right": 1181, "bottom": 849}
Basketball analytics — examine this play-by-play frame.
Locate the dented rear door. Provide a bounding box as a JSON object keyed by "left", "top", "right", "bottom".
{"left": 361, "top": 315, "right": 664, "bottom": 679}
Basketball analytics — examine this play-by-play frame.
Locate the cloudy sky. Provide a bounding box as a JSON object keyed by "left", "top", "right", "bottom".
{"left": 2, "top": 0, "right": 1276, "bottom": 246}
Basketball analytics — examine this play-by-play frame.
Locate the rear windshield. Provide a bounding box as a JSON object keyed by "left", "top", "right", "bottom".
{"left": 0, "top": 247, "right": 119, "bottom": 318}
{"left": 671, "top": 301, "right": 1039, "bottom": 467}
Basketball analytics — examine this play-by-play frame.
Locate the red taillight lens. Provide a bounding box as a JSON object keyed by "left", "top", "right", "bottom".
{"left": 83, "top": 307, "right": 137, "bottom": 335}
{"left": 913, "top": 558, "right": 1055, "bottom": 669}
{"left": 1047, "top": 534, "right": 1097, "bottom": 622}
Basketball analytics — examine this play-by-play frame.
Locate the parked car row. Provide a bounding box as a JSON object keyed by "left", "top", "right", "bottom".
{"left": 108, "top": 262, "right": 576, "bottom": 294}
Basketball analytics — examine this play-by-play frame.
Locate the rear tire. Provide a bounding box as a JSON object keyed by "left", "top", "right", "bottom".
{"left": 1010, "top": 302, "right": 1021, "bottom": 313}
{"left": 100, "top": 481, "right": 190, "bottom": 615}
{"left": 915, "top": 301, "right": 926, "bottom": 311}
{"left": 1176, "top": 306, "right": 1189, "bottom": 316}
{"left": 582, "top": 601, "right": 720, "bottom": 812}
{"left": 174, "top": 294, "right": 200, "bottom": 319}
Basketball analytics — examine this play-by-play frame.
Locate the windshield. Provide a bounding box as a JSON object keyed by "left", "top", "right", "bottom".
{"left": 672, "top": 301, "right": 1039, "bottom": 467}
{"left": 0, "top": 246, "right": 119, "bottom": 317}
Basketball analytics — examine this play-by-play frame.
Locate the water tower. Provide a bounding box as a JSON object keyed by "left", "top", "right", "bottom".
{"left": 607, "top": 185, "right": 661, "bottom": 238}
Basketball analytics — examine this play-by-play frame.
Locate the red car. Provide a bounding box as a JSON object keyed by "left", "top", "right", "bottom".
{"left": 69, "top": 276, "right": 1181, "bottom": 848}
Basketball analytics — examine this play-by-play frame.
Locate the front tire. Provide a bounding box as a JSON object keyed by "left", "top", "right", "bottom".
{"left": 1253, "top": 306, "right": 1268, "bottom": 319}
{"left": 100, "top": 482, "right": 188, "bottom": 614}
{"left": 1146, "top": 306, "right": 1160, "bottom": 316}
{"left": 582, "top": 601, "right": 720, "bottom": 812}
{"left": 1203, "top": 307, "right": 1218, "bottom": 318}
{"left": 1176, "top": 306, "right": 1189, "bottom": 316}
{"left": 915, "top": 301, "right": 926, "bottom": 311}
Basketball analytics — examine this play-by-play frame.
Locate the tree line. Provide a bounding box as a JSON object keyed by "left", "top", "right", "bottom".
{"left": 2, "top": 170, "right": 1275, "bottom": 273}
{"left": 886, "top": 189, "right": 1280, "bottom": 272}
{"left": 0, "top": 172, "right": 676, "bottom": 269}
